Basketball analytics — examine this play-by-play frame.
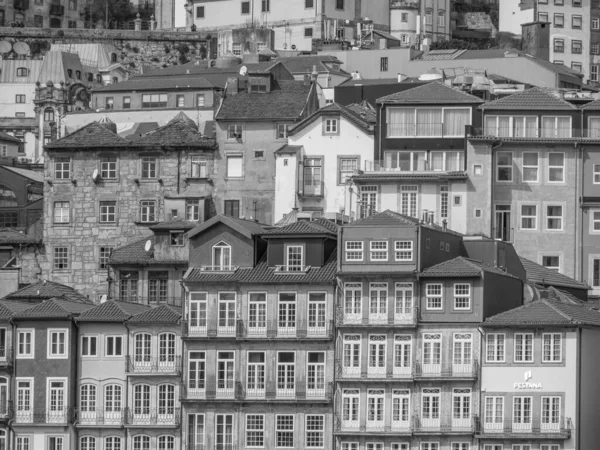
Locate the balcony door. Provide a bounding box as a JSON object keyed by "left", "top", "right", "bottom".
{"left": 48, "top": 380, "right": 66, "bottom": 423}
{"left": 217, "top": 352, "right": 235, "bottom": 397}
{"left": 246, "top": 352, "right": 266, "bottom": 398}
{"left": 307, "top": 352, "right": 325, "bottom": 397}
{"left": 342, "top": 335, "right": 361, "bottom": 377}
{"left": 158, "top": 333, "right": 176, "bottom": 371}
{"left": 248, "top": 293, "right": 267, "bottom": 336}
{"left": 484, "top": 396, "right": 504, "bottom": 433}
{"left": 189, "top": 292, "right": 207, "bottom": 335}
{"left": 395, "top": 283, "right": 413, "bottom": 323}
{"left": 452, "top": 333, "right": 472, "bottom": 375}
{"left": 215, "top": 414, "right": 233, "bottom": 450}
{"left": 133, "top": 384, "right": 151, "bottom": 423}
{"left": 512, "top": 397, "right": 532, "bottom": 432}
{"left": 422, "top": 333, "right": 442, "bottom": 375}
{"left": 541, "top": 396, "right": 561, "bottom": 432}
{"left": 342, "top": 389, "right": 360, "bottom": 430}
{"left": 308, "top": 293, "right": 326, "bottom": 335}
{"left": 344, "top": 284, "right": 362, "bottom": 323}
{"left": 278, "top": 293, "right": 296, "bottom": 336}
{"left": 494, "top": 205, "right": 511, "bottom": 242}
{"left": 276, "top": 352, "right": 295, "bottom": 397}
{"left": 218, "top": 293, "right": 236, "bottom": 336}
{"left": 393, "top": 335, "right": 411, "bottom": 377}
{"left": 392, "top": 389, "right": 410, "bottom": 431}
{"left": 303, "top": 158, "right": 322, "bottom": 196}
{"left": 369, "top": 283, "right": 387, "bottom": 323}
{"left": 452, "top": 388, "right": 471, "bottom": 429}
{"left": 368, "top": 335, "right": 386, "bottom": 377}
{"left": 134, "top": 333, "right": 152, "bottom": 370}
{"left": 421, "top": 388, "right": 441, "bottom": 429}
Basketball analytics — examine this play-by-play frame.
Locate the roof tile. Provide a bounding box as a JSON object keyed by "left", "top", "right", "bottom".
{"left": 484, "top": 299, "right": 600, "bottom": 327}
{"left": 0, "top": 229, "right": 41, "bottom": 245}
{"left": 265, "top": 219, "right": 337, "bottom": 235}
{"left": 128, "top": 304, "right": 182, "bottom": 324}
{"left": 520, "top": 257, "right": 590, "bottom": 290}
{"left": 13, "top": 297, "right": 94, "bottom": 319}
{"left": 421, "top": 256, "right": 519, "bottom": 278}
{"left": 77, "top": 300, "right": 151, "bottom": 322}
{"left": 377, "top": 81, "right": 484, "bottom": 104}
{"left": 109, "top": 236, "right": 188, "bottom": 266}
{"left": 45, "top": 122, "right": 128, "bottom": 149}
{"left": 288, "top": 102, "right": 374, "bottom": 136}
{"left": 131, "top": 114, "right": 217, "bottom": 149}
{"left": 2, "top": 280, "right": 92, "bottom": 303}
{"left": 480, "top": 87, "right": 578, "bottom": 110}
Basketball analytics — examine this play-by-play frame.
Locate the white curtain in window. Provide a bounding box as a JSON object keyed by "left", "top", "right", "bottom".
{"left": 484, "top": 116, "right": 497, "bottom": 135}
{"left": 430, "top": 152, "right": 444, "bottom": 171}
{"left": 557, "top": 117, "right": 571, "bottom": 137}
{"left": 590, "top": 117, "right": 600, "bottom": 138}
{"left": 443, "top": 109, "right": 470, "bottom": 136}
{"left": 417, "top": 109, "right": 442, "bottom": 136}
{"left": 498, "top": 116, "right": 510, "bottom": 137}
{"left": 513, "top": 117, "right": 537, "bottom": 137}
{"left": 446, "top": 151, "right": 462, "bottom": 171}
{"left": 227, "top": 156, "right": 243, "bottom": 177}
{"left": 387, "top": 108, "right": 414, "bottom": 137}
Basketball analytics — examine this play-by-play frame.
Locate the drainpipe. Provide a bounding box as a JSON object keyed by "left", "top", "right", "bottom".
{"left": 8, "top": 318, "right": 15, "bottom": 449}
{"left": 490, "top": 139, "right": 504, "bottom": 238}
{"left": 577, "top": 326, "right": 582, "bottom": 448}
{"left": 124, "top": 319, "right": 131, "bottom": 447}
{"left": 574, "top": 141, "right": 581, "bottom": 281}
{"left": 378, "top": 105, "right": 383, "bottom": 164}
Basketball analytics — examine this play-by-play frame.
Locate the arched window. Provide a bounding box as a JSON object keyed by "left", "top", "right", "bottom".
{"left": 112, "top": 76, "right": 118, "bottom": 84}
{"left": 44, "top": 108, "right": 55, "bottom": 122}
{"left": 134, "top": 333, "right": 151, "bottom": 363}
{"left": 158, "top": 333, "right": 176, "bottom": 364}
{"left": 212, "top": 241, "right": 231, "bottom": 270}
{"left": 105, "top": 436, "right": 122, "bottom": 450}
{"left": 16, "top": 67, "right": 28, "bottom": 77}
{"left": 158, "top": 435, "right": 175, "bottom": 450}
{"left": 158, "top": 384, "right": 175, "bottom": 416}
{"left": 111, "top": 53, "right": 117, "bottom": 63}
{"left": 96, "top": 74, "right": 102, "bottom": 84}
{"left": 0, "top": 184, "right": 17, "bottom": 207}
{"left": 67, "top": 69, "right": 73, "bottom": 78}
{"left": 104, "top": 384, "right": 122, "bottom": 417}
{"left": 80, "top": 384, "right": 97, "bottom": 422}
{"left": 132, "top": 385, "right": 151, "bottom": 418}
{"left": 76, "top": 70, "right": 81, "bottom": 80}
{"left": 132, "top": 435, "right": 150, "bottom": 450}
{"left": 80, "top": 436, "right": 96, "bottom": 450}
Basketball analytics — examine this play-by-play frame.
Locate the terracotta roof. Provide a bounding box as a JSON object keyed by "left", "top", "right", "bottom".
{"left": 128, "top": 304, "right": 182, "bottom": 324}
{"left": 187, "top": 215, "right": 268, "bottom": 240}
{"left": 581, "top": 98, "right": 600, "bottom": 110}
{"left": 377, "top": 81, "right": 484, "bottom": 104}
{"left": 288, "top": 102, "right": 374, "bottom": 136}
{"left": 0, "top": 229, "right": 41, "bottom": 245}
{"left": 420, "top": 256, "right": 518, "bottom": 278}
{"left": 346, "top": 102, "right": 377, "bottom": 124}
{"left": 93, "top": 74, "right": 217, "bottom": 93}
{"left": 274, "top": 55, "right": 346, "bottom": 75}
{"left": 0, "top": 166, "right": 44, "bottom": 183}
{"left": 149, "top": 220, "right": 200, "bottom": 231}
{"left": 130, "top": 113, "right": 217, "bottom": 149}
{"left": 274, "top": 144, "right": 302, "bottom": 155}
{"left": 519, "top": 257, "right": 590, "bottom": 290}
{"left": 77, "top": 300, "right": 151, "bottom": 322}
{"left": 0, "top": 301, "right": 34, "bottom": 319}
{"left": 2, "top": 280, "right": 92, "bottom": 303}
{"left": 344, "top": 210, "right": 419, "bottom": 227}
{"left": 264, "top": 219, "right": 337, "bottom": 236}
{"left": 0, "top": 131, "right": 22, "bottom": 144}
{"left": 45, "top": 122, "right": 128, "bottom": 149}
{"left": 185, "top": 251, "right": 337, "bottom": 284}
{"left": 484, "top": 299, "right": 600, "bottom": 327}
{"left": 216, "top": 80, "right": 314, "bottom": 121}
{"left": 480, "top": 87, "right": 578, "bottom": 111}
{"left": 109, "top": 236, "right": 188, "bottom": 266}
{"left": 13, "top": 297, "right": 94, "bottom": 319}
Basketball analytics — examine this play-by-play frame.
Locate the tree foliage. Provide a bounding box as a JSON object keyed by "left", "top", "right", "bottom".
{"left": 83, "top": 0, "right": 135, "bottom": 27}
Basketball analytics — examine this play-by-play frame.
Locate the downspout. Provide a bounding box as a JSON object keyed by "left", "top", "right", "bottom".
{"left": 574, "top": 141, "right": 581, "bottom": 281}
{"left": 7, "top": 318, "right": 15, "bottom": 448}
{"left": 577, "top": 326, "right": 582, "bottom": 448}
{"left": 177, "top": 149, "right": 181, "bottom": 195}
{"left": 378, "top": 105, "right": 383, "bottom": 163}
{"left": 124, "top": 319, "right": 131, "bottom": 448}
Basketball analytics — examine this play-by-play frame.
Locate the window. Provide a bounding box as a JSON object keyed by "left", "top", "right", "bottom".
{"left": 520, "top": 205, "right": 537, "bottom": 230}
{"left": 546, "top": 205, "right": 563, "bottom": 230}
{"left": 148, "top": 272, "right": 168, "bottom": 304}
{"left": 80, "top": 384, "right": 96, "bottom": 417}
{"left": 484, "top": 397, "right": 504, "bottom": 432}
{"left": 305, "top": 28, "right": 314, "bottom": 38}
{"left": 141, "top": 94, "right": 167, "bottom": 108}
{"left": 324, "top": 119, "right": 338, "bottom": 134}
{"left": 54, "top": 247, "right": 69, "bottom": 270}
{"left": 275, "top": 415, "right": 294, "bottom": 447}
{"left": 231, "top": 43, "right": 242, "bottom": 56}
{"left": 226, "top": 155, "right": 243, "bottom": 177}
{"left": 16, "top": 67, "right": 28, "bottom": 77}
{"left": 437, "top": 11, "right": 445, "bottom": 26}
{"left": 217, "top": 353, "right": 235, "bottom": 393}
{"left": 539, "top": 12, "right": 548, "bottom": 21}
{"left": 191, "top": 156, "right": 207, "bottom": 178}
{"left": 43, "top": 108, "right": 53, "bottom": 122}
{"left": 541, "top": 397, "right": 561, "bottom": 431}
{"left": 572, "top": 15, "right": 582, "bottom": 29}
{"left": 105, "top": 336, "right": 123, "bottom": 357}
{"left": 53, "top": 201, "right": 69, "bottom": 224}
{"left": 196, "top": 6, "right": 205, "bottom": 18}
{"left": 286, "top": 245, "right": 304, "bottom": 270}
{"left": 139, "top": 200, "right": 156, "bottom": 223}
{"left": 48, "top": 436, "right": 64, "bottom": 450}
{"left": 261, "top": 0, "right": 270, "bottom": 12}
{"left": 212, "top": 241, "right": 231, "bottom": 269}
{"left": 395, "top": 241, "right": 413, "bottom": 261}
{"left": 369, "top": 285, "right": 387, "bottom": 320}
{"left": 241, "top": 1, "right": 250, "bottom": 14}
{"left": 513, "top": 397, "right": 532, "bottom": 429}
{"left": 305, "top": 0, "right": 313, "bottom": 6}
{"left": 132, "top": 435, "right": 150, "bottom": 450}
{"left": 47, "top": 379, "right": 66, "bottom": 422}
{"left": 338, "top": 157, "right": 358, "bottom": 184}
{"left": 522, "top": 152, "right": 538, "bottom": 182}
{"left": 54, "top": 157, "right": 71, "bottom": 179}
{"left": 542, "top": 255, "right": 560, "bottom": 271}
{"left": 306, "top": 415, "right": 324, "bottom": 448}
{"left": 542, "top": 116, "right": 571, "bottom": 138}
{"left": 100, "top": 156, "right": 117, "bottom": 179}
{"left": 387, "top": 107, "right": 470, "bottom": 137}
{"left": 105, "top": 97, "right": 114, "bottom": 109}
{"left": 16, "top": 379, "right": 33, "bottom": 422}
{"left": 425, "top": 11, "right": 432, "bottom": 24}
{"left": 592, "top": 65, "right": 599, "bottom": 82}
{"left": 218, "top": 293, "right": 236, "bottom": 332}
{"left": 17, "top": 330, "right": 33, "bottom": 358}
{"left": 122, "top": 96, "right": 131, "bottom": 109}
{"left": 185, "top": 199, "right": 200, "bottom": 221}
{"left": 548, "top": 153, "right": 564, "bottom": 182}
{"left": 514, "top": 333, "right": 534, "bottom": 362}
{"left": 80, "top": 436, "right": 96, "bottom": 450}
{"left": 571, "top": 62, "right": 582, "bottom": 73}
{"left": 15, "top": 94, "right": 25, "bottom": 103}
{"left": 453, "top": 284, "right": 470, "bottom": 309}
{"left": 188, "top": 351, "right": 206, "bottom": 391}
{"left": 81, "top": 336, "right": 97, "bottom": 357}
{"left": 370, "top": 241, "right": 388, "bottom": 261}
{"left": 278, "top": 294, "right": 297, "bottom": 334}
{"left": 175, "top": 94, "right": 185, "bottom": 107}
{"left": 345, "top": 241, "right": 363, "bottom": 261}
{"left": 486, "top": 334, "right": 505, "bottom": 362}
{"left": 554, "top": 13, "right": 564, "bottom": 27}
{"left": 543, "top": 333, "right": 561, "bottom": 362}
{"left": 47, "top": 330, "right": 68, "bottom": 358}
{"left": 170, "top": 231, "right": 184, "bottom": 247}
{"left": 593, "top": 17, "right": 600, "bottom": 29}
{"left": 308, "top": 293, "right": 326, "bottom": 332}
{"left": 496, "top": 152, "right": 513, "bottom": 181}
{"left": 422, "top": 387, "right": 441, "bottom": 424}
{"left": 400, "top": 185, "right": 418, "bottom": 217}
{"left": 553, "top": 38, "right": 564, "bottom": 54}
{"left": 572, "top": 40, "right": 582, "bottom": 53}
{"left": 276, "top": 123, "right": 289, "bottom": 140}
{"left": 158, "top": 436, "right": 174, "bottom": 450}
{"left": 99, "top": 201, "right": 116, "bottom": 223}
{"left": 246, "top": 415, "right": 264, "bottom": 447}
{"left": 224, "top": 199, "right": 240, "bottom": 218}
{"left": 141, "top": 157, "right": 157, "bottom": 179}
{"left": 0, "top": 212, "right": 17, "bottom": 228}
{"left": 380, "top": 57, "right": 388, "bottom": 72}
{"left": 426, "top": 284, "right": 442, "bottom": 310}
{"left": 196, "top": 94, "right": 205, "bottom": 107}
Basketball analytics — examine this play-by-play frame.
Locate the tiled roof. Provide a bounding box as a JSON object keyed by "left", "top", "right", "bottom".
{"left": 78, "top": 300, "right": 151, "bottom": 322}
{"left": 13, "top": 297, "right": 94, "bottom": 319}
{"left": 187, "top": 215, "right": 268, "bottom": 240}
{"left": 0, "top": 166, "right": 44, "bottom": 183}
{"left": 274, "top": 55, "right": 346, "bottom": 75}
{"left": 2, "top": 280, "right": 91, "bottom": 303}
{"left": 581, "top": 98, "right": 600, "bottom": 110}
{"left": 130, "top": 113, "right": 217, "bottom": 149}
{"left": 377, "top": 81, "right": 484, "bottom": 104}
{"left": 480, "top": 87, "right": 578, "bottom": 110}
{"left": 93, "top": 74, "right": 217, "bottom": 92}
{"left": 45, "top": 122, "right": 128, "bottom": 149}
{"left": 420, "top": 256, "right": 518, "bottom": 279}
{"left": 264, "top": 219, "right": 337, "bottom": 235}
{"left": 340, "top": 78, "right": 424, "bottom": 87}
{"left": 0, "top": 302, "right": 30, "bottom": 320}
{"left": 137, "top": 60, "right": 277, "bottom": 78}
{"left": 519, "top": 257, "right": 590, "bottom": 290}
{"left": 185, "top": 251, "right": 337, "bottom": 284}
{"left": 108, "top": 236, "right": 188, "bottom": 266}
{"left": 0, "top": 131, "right": 22, "bottom": 144}
{"left": 149, "top": 220, "right": 200, "bottom": 231}
{"left": 274, "top": 144, "right": 302, "bottom": 155}
{"left": 352, "top": 171, "right": 468, "bottom": 181}
{"left": 0, "top": 300, "right": 38, "bottom": 314}
{"left": 345, "top": 102, "right": 377, "bottom": 124}
{"left": 344, "top": 210, "right": 419, "bottom": 227}
{"left": 288, "top": 102, "right": 374, "bottom": 136}
{"left": 0, "top": 229, "right": 41, "bottom": 245}
{"left": 128, "top": 304, "right": 182, "bottom": 324}
{"left": 484, "top": 299, "right": 600, "bottom": 327}
{"left": 216, "top": 80, "right": 314, "bottom": 121}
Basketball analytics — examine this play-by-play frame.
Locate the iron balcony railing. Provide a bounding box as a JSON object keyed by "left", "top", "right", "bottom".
{"left": 113, "top": 296, "right": 182, "bottom": 307}
{"left": 0, "top": 402, "right": 12, "bottom": 421}
{"left": 13, "top": 408, "right": 75, "bottom": 425}
{"left": 362, "top": 160, "right": 465, "bottom": 173}
{"left": 414, "top": 360, "right": 479, "bottom": 379}
{"left": 183, "top": 320, "right": 334, "bottom": 339}
{"left": 125, "top": 407, "right": 181, "bottom": 427}
{"left": 467, "top": 125, "right": 600, "bottom": 140}
{"left": 125, "top": 356, "right": 182, "bottom": 375}
{"left": 335, "top": 414, "right": 412, "bottom": 434}
{"left": 236, "top": 381, "right": 333, "bottom": 402}
{"left": 336, "top": 362, "right": 413, "bottom": 381}
{"left": 75, "top": 408, "right": 126, "bottom": 426}
{"left": 0, "top": 347, "right": 13, "bottom": 367}
{"left": 475, "top": 416, "right": 572, "bottom": 438}
{"left": 413, "top": 414, "right": 477, "bottom": 434}
{"left": 336, "top": 307, "right": 418, "bottom": 327}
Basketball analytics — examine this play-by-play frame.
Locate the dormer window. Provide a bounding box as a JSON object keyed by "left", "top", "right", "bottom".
{"left": 67, "top": 69, "right": 73, "bottom": 78}
{"left": 212, "top": 241, "right": 231, "bottom": 270}
{"left": 16, "top": 68, "right": 29, "bottom": 77}
{"left": 285, "top": 244, "right": 304, "bottom": 271}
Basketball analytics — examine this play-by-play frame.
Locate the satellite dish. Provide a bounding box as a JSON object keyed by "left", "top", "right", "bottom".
{"left": 0, "top": 41, "right": 12, "bottom": 54}
{"left": 13, "top": 41, "right": 30, "bottom": 56}
{"left": 92, "top": 168, "right": 99, "bottom": 182}
{"left": 239, "top": 65, "right": 248, "bottom": 76}
{"left": 291, "top": 44, "right": 297, "bottom": 50}
{"left": 100, "top": 294, "right": 108, "bottom": 304}
{"left": 144, "top": 240, "right": 152, "bottom": 252}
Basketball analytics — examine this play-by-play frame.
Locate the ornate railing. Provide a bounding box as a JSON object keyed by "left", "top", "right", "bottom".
{"left": 75, "top": 408, "right": 126, "bottom": 426}
{"left": 126, "top": 407, "right": 181, "bottom": 427}
{"left": 336, "top": 307, "right": 418, "bottom": 327}
{"left": 126, "top": 356, "right": 182, "bottom": 375}
{"left": 475, "top": 416, "right": 572, "bottom": 438}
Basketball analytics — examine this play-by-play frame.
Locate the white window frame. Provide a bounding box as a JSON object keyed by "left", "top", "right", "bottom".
{"left": 496, "top": 151, "right": 513, "bottom": 182}
{"left": 226, "top": 154, "right": 244, "bottom": 178}
{"left": 514, "top": 333, "right": 534, "bottom": 363}
{"left": 541, "top": 255, "right": 561, "bottom": 272}
{"left": 16, "top": 378, "right": 33, "bottom": 421}
{"left": 47, "top": 329, "right": 68, "bottom": 359}
{"left": 191, "top": 156, "right": 208, "bottom": 178}
{"left": 547, "top": 152, "right": 565, "bottom": 183}
{"left": 386, "top": 106, "right": 471, "bottom": 138}
{"left": 47, "top": 377, "right": 68, "bottom": 416}
{"left": 275, "top": 414, "right": 294, "bottom": 448}
{"left": 370, "top": 241, "right": 388, "bottom": 261}
{"left": 17, "top": 329, "right": 34, "bottom": 359}
{"left": 522, "top": 152, "right": 539, "bottom": 182}
{"left": 105, "top": 335, "right": 123, "bottom": 357}
{"left": 520, "top": 204, "right": 538, "bottom": 230}
{"left": 139, "top": 200, "right": 157, "bottom": 223}
{"left": 212, "top": 241, "right": 232, "bottom": 269}
{"left": 546, "top": 204, "right": 563, "bottom": 231}
{"left": 395, "top": 241, "right": 413, "bottom": 261}
{"left": 81, "top": 335, "right": 97, "bottom": 357}
{"left": 542, "top": 333, "right": 562, "bottom": 363}
{"left": 305, "top": 414, "right": 325, "bottom": 448}
{"left": 590, "top": 210, "right": 600, "bottom": 234}
{"left": 486, "top": 333, "right": 505, "bottom": 362}
{"left": 345, "top": 241, "right": 363, "bottom": 261}
{"left": 285, "top": 245, "right": 304, "bottom": 271}
{"left": 453, "top": 283, "right": 471, "bottom": 310}
{"left": 245, "top": 414, "right": 265, "bottom": 448}
{"left": 324, "top": 119, "right": 338, "bottom": 134}
{"left": 425, "top": 284, "right": 443, "bottom": 310}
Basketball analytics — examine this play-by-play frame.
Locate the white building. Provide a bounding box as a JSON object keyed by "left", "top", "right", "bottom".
{"left": 274, "top": 102, "right": 375, "bottom": 223}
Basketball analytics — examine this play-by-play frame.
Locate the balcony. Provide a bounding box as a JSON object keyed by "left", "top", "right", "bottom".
{"left": 13, "top": 408, "right": 74, "bottom": 425}
{"left": 126, "top": 407, "right": 181, "bottom": 427}
{"left": 475, "top": 417, "right": 572, "bottom": 439}
{"left": 335, "top": 415, "right": 412, "bottom": 434}
{"left": 413, "top": 414, "right": 477, "bottom": 434}
{"left": 76, "top": 408, "right": 126, "bottom": 426}
{"left": 336, "top": 307, "right": 418, "bottom": 328}
{"left": 112, "top": 296, "right": 182, "bottom": 307}
{"left": 50, "top": 3, "right": 64, "bottom": 15}
{"left": 0, "top": 347, "right": 13, "bottom": 368}
{"left": 182, "top": 321, "right": 237, "bottom": 339}
{"left": 126, "top": 356, "right": 182, "bottom": 375}
{"left": 236, "top": 320, "right": 334, "bottom": 340}
{"left": 414, "top": 360, "right": 479, "bottom": 380}
{"left": 336, "top": 362, "right": 413, "bottom": 381}
{"left": 299, "top": 181, "right": 324, "bottom": 198}
{"left": 387, "top": 123, "right": 465, "bottom": 139}
{"left": 467, "top": 126, "right": 600, "bottom": 142}
{"left": 236, "top": 381, "right": 333, "bottom": 402}
{"left": 180, "top": 377, "right": 238, "bottom": 401}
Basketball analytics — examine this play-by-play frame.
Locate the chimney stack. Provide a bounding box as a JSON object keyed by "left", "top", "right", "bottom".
{"left": 442, "top": 219, "right": 447, "bottom": 232}
{"left": 311, "top": 65, "right": 318, "bottom": 82}
{"left": 428, "top": 211, "right": 434, "bottom": 224}
{"left": 303, "top": 73, "right": 311, "bottom": 86}
{"left": 421, "top": 210, "right": 428, "bottom": 223}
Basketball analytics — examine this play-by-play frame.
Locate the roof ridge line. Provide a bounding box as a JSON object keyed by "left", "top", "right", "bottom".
{"left": 542, "top": 299, "right": 577, "bottom": 323}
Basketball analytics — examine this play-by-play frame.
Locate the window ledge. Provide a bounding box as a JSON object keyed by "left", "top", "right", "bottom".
{"left": 134, "top": 221, "right": 159, "bottom": 226}
{"left": 185, "top": 177, "right": 213, "bottom": 183}
{"left": 199, "top": 266, "right": 239, "bottom": 273}
{"left": 274, "top": 265, "right": 311, "bottom": 274}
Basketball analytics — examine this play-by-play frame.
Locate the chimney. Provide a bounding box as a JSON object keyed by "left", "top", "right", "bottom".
{"left": 49, "top": 122, "right": 58, "bottom": 142}
{"left": 397, "top": 73, "right": 407, "bottom": 82}
{"left": 311, "top": 65, "right": 319, "bottom": 82}
{"left": 421, "top": 209, "right": 428, "bottom": 223}
{"left": 442, "top": 219, "right": 447, "bottom": 232}
{"left": 97, "top": 115, "right": 117, "bottom": 134}
{"left": 428, "top": 211, "right": 434, "bottom": 224}
{"left": 303, "top": 73, "right": 311, "bottom": 86}
{"left": 226, "top": 77, "right": 239, "bottom": 95}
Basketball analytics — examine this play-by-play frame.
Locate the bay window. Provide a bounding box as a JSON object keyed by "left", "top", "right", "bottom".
{"left": 387, "top": 107, "right": 470, "bottom": 137}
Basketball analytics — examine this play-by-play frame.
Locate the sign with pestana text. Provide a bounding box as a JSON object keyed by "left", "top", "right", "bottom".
{"left": 513, "top": 370, "right": 542, "bottom": 390}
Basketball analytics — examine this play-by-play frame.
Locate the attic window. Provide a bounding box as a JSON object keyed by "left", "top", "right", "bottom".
{"left": 16, "top": 68, "right": 28, "bottom": 77}
{"left": 87, "top": 73, "right": 93, "bottom": 82}
{"left": 67, "top": 69, "right": 73, "bottom": 78}
{"left": 212, "top": 241, "right": 231, "bottom": 270}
